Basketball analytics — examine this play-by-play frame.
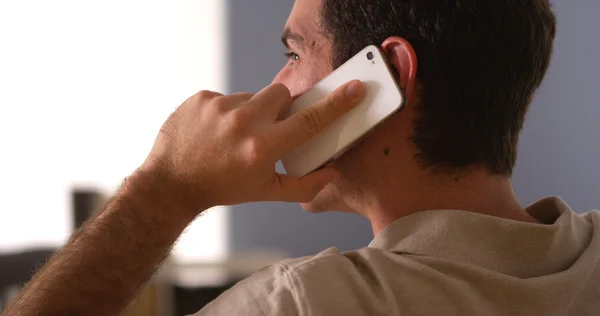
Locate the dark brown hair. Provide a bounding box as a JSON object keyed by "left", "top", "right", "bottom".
{"left": 321, "top": 0, "right": 556, "bottom": 175}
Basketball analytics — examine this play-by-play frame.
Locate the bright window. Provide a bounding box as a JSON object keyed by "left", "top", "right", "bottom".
{"left": 0, "top": 0, "right": 228, "bottom": 263}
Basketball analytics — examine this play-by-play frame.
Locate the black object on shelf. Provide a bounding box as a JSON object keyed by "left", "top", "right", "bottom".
{"left": 72, "top": 188, "right": 103, "bottom": 230}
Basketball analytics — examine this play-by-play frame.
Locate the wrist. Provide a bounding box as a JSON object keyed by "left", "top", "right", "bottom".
{"left": 120, "top": 167, "right": 206, "bottom": 226}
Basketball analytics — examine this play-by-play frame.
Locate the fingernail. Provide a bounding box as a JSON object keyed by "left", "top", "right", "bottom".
{"left": 345, "top": 80, "right": 365, "bottom": 100}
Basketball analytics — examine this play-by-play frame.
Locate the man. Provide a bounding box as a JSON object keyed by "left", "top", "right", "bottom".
{"left": 4, "top": 0, "right": 600, "bottom": 315}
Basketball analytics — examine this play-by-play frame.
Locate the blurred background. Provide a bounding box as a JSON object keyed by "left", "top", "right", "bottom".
{"left": 0, "top": 0, "right": 598, "bottom": 314}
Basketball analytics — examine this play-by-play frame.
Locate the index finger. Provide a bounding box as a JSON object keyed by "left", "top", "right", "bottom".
{"left": 269, "top": 80, "right": 366, "bottom": 158}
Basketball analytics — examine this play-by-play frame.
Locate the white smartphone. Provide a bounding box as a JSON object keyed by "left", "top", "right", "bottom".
{"left": 281, "top": 45, "right": 407, "bottom": 177}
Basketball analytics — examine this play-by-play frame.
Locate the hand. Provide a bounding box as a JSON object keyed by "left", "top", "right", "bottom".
{"left": 139, "top": 80, "right": 366, "bottom": 214}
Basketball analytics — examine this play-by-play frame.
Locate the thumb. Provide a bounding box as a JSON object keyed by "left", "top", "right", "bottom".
{"left": 264, "top": 167, "right": 341, "bottom": 202}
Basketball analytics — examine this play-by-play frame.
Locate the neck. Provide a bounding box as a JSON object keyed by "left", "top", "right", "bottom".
{"left": 339, "top": 160, "right": 538, "bottom": 235}
{"left": 328, "top": 108, "right": 538, "bottom": 235}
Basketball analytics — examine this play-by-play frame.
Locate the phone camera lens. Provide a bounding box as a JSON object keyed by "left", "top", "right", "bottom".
{"left": 367, "top": 52, "right": 374, "bottom": 60}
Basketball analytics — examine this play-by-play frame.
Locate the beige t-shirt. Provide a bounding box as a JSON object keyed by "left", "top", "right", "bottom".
{"left": 195, "top": 197, "right": 600, "bottom": 315}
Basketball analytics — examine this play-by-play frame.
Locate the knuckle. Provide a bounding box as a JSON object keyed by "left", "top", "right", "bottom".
{"left": 326, "top": 93, "right": 343, "bottom": 111}
{"left": 244, "top": 138, "right": 266, "bottom": 165}
{"left": 212, "top": 96, "right": 231, "bottom": 113}
{"left": 227, "top": 108, "right": 248, "bottom": 128}
{"left": 195, "top": 90, "right": 218, "bottom": 102}
{"left": 298, "top": 109, "right": 321, "bottom": 135}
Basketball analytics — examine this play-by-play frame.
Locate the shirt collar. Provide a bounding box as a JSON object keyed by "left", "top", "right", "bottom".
{"left": 368, "top": 197, "right": 593, "bottom": 278}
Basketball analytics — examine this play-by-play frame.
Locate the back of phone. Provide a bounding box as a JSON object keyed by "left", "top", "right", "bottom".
{"left": 281, "top": 45, "right": 406, "bottom": 177}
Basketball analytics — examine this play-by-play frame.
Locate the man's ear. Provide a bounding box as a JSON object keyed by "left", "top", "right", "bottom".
{"left": 381, "top": 37, "right": 418, "bottom": 103}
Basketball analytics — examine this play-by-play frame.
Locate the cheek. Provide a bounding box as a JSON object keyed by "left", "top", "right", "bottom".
{"left": 272, "top": 62, "right": 332, "bottom": 97}
{"left": 293, "top": 71, "right": 321, "bottom": 96}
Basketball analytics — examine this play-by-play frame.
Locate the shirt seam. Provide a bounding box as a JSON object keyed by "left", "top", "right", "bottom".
{"left": 280, "top": 263, "right": 311, "bottom": 316}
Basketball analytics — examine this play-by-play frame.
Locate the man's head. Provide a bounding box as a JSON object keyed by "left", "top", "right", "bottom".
{"left": 273, "top": 0, "right": 556, "bottom": 213}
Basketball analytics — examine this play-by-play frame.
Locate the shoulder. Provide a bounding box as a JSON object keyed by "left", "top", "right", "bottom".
{"left": 194, "top": 247, "right": 392, "bottom": 316}
{"left": 265, "top": 247, "right": 401, "bottom": 313}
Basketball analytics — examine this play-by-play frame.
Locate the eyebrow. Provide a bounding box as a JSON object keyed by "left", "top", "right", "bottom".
{"left": 281, "top": 27, "right": 305, "bottom": 49}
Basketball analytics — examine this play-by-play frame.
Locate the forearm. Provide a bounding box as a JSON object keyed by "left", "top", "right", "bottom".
{"left": 3, "top": 170, "right": 196, "bottom": 316}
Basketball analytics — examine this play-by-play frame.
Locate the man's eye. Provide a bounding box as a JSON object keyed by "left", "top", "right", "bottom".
{"left": 284, "top": 52, "right": 300, "bottom": 61}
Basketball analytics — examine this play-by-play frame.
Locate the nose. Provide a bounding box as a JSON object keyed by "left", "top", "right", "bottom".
{"left": 272, "top": 67, "right": 297, "bottom": 101}
{"left": 272, "top": 67, "right": 304, "bottom": 100}
{"left": 271, "top": 66, "right": 288, "bottom": 86}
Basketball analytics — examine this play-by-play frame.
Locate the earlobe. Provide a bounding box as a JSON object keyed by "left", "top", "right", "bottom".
{"left": 381, "top": 37, "right": 418, "bottom": 104}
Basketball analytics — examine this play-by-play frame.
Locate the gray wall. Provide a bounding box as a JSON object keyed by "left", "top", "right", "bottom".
{"left": 226, "top": 0, "right": 600, "bottom": 257}
{"left": 513, "top": 0, "right": 600, "bottom": 213}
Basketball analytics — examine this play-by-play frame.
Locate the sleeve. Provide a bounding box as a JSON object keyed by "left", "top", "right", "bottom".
{"left": 191, "top": 264, "right": 302, "bottom": 316}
